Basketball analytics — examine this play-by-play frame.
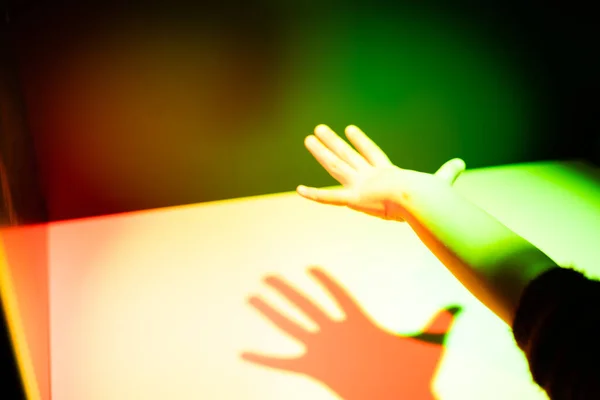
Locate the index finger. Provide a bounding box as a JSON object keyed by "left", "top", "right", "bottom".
{"left": 248, "top": 296, "right": 312, "bottom": 343}
{"left": 314, "top": 124, "right": 370, "bottom": 170}
{"left": 344, "top": 125, "right": 392, "bottom": 167}
{"left": 264, "top": 276, "right": 331, "bottom": 327}
{"left": 307, "top": 268, "right": 366, "bottom": 319}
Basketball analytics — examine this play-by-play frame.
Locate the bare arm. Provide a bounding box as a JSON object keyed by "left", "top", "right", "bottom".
{"left": 385, "top": 174, "right": 557, "bottom": 324}
{"left": 298, "top": 124, "right": 558, "bottom": 325}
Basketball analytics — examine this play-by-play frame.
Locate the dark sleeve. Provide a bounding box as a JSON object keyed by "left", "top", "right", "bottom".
{"left": 512, "top": 267, "right": 600, "bottom": 399}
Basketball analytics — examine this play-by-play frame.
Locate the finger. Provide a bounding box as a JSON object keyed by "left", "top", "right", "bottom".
{"left": 240, "top": 352, "right": 300, "bottom": 373}
{"left": 307, "top": 267, "right": 365, "bottom": 319}
{"left": 264, "top": 276, "right": 331, "bottom": 327}
{"left": 434, "top": 158, "right": 466, "bottom": 185}
{"left": 248, "top": 296, "right": 312, "bottom": 343}
{"left": 410, "top": 332, "right": 447, "bottom": 345}
{"left": 305, "top": 135, "right": 356, "bottom": 185}
{"left": 422, "top": 305, "right": 462, "bottom": 335}
{"left": 344, "top": 125, "right": 392, "bottom": 167}
{"left": 296, "top": 186, "right": 351, "bottom": 206}
{"left": 314, "top": 124, "right": 370, "bottom": 170}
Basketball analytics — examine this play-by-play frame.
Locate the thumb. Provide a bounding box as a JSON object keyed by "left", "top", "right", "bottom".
{"left": 422, "top": 305, "right": 462, "bottom": 335}
{"left": 409, "top": 306, "right": 462, "bottom": 345}
{"left": 434, "top": 158, "right": 466, "bottom": 185}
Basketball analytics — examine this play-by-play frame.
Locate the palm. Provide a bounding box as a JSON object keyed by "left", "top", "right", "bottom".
{"left": 297, "top": 125, "right": 465, "bottom": 221}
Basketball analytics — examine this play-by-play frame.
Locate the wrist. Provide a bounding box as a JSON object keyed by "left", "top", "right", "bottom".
{"left": 384, "top": 173, "right": 449, "bottom": 221}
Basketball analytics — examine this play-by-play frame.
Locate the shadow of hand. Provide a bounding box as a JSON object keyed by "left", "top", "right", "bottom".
{"left": 241, "top": 267, "right": 461, "bottom": 400}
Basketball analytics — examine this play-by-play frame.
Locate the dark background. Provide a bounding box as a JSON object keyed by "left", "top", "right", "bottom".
{"left": 1, "top": 1, "right": 599, "bottom": 397}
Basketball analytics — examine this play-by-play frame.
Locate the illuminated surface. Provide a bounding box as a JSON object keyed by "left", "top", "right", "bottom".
{"left": 0, "top": 225, "right": 48, "bottom": 400}
{"left": 3, "top": 160, "right": 600, "bottom": 399}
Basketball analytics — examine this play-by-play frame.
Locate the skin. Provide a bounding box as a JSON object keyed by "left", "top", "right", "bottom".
{"left": 296, "top": 124, "right": 558, "bottom": 325}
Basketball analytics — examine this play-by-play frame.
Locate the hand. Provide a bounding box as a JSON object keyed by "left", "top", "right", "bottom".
{"left": 241, "top": 267, "right": 461, "bottom": 400}
{"left": 297, "top": 124, "right": 466, "bottom": 221}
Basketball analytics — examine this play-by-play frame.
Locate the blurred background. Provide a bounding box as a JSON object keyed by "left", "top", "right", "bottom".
{"left": 1, "top": 0, "right": 598, "bottom": 397}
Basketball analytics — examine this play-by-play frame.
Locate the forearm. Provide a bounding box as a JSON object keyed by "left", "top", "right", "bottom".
{"left": 388, "top": 180, "right": 558, "bottom": 324}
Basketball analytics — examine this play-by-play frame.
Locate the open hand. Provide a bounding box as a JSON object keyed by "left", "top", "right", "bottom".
{"left": 241, "top": 267, "right": 461, "bottom": 400}
{"left": 297, "top": 125, "right": 465, "bottom": 221}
